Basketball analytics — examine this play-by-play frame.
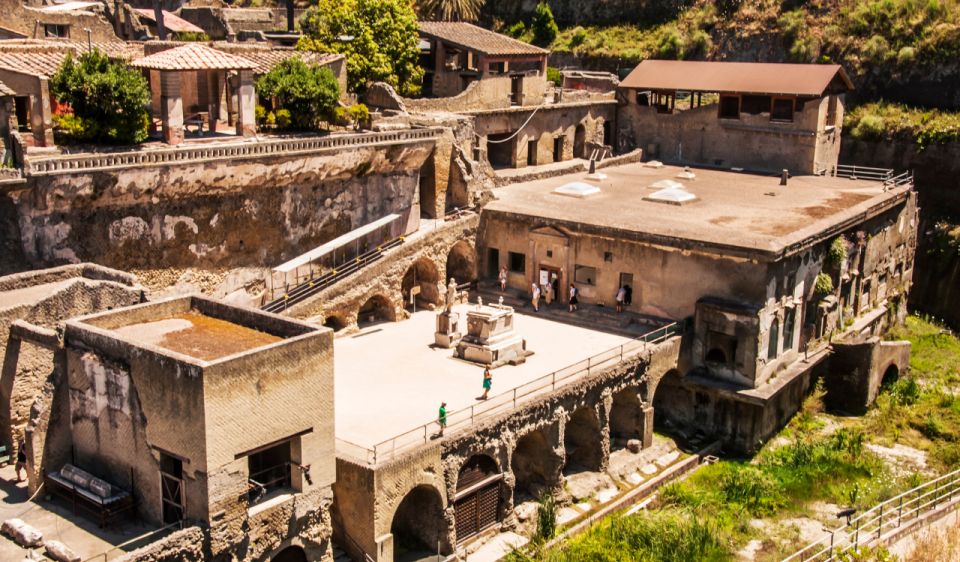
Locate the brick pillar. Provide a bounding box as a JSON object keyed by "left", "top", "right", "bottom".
{"left": 641, "top": 404, "right": 654, "bottom": 449}
{"left": 236, "top": 70, "right": 256, "bottom": 138}
{"left": 35, "top": 78, "right": 55, "bottom": 147}
{"left": 159, "top": 71, "right": 184, "bottom": 145}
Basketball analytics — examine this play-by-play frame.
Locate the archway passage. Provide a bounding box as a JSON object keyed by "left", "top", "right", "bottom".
{"left": 564, "top": 407, "right": 604, "bottom": 473}
{"left": 881, "top": 364, "right": 900, "bottom": 389}
{"left": 609, "top": 387, "right": 643, "bottom": 450}
{"left": 511, "top": 429, "right": 561, "bottom": 501}
{"left": 446, "top": 241, "right": 477, "bottom": 285}
{"left": 391, "top": 484, "right": 449, "bottom": 560}
{"left": 573, "top": 124, "right": 587, "bottom": 159}
{"left": 455, "top": 455, "right": 503, "bottom": 542}
{"left": 357, "top": 295, "right": 395, "bottom": 327}
{"left": 322, "top": 314, "right": 347, "bottom": 333}
{"left": 272, "top": 546, "right": 307, "bottom": 562}
{"left": 653, "top": 370, "right": 689, "bottom": 438}
{"left": 401, "top": 257, "right": 440, "bottom": 310}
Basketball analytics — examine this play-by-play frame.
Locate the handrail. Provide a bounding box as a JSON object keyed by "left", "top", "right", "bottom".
{"left": 782, "top": 467, "right": 960, "bottom": 561}
{"left": 338, "top": 321, "right": 683, "bottom": 466}
{"left": 23, "top": 128, "right": 440, "bottom": 176}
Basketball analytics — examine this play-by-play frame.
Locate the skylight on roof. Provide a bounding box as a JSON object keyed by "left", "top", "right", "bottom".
{"left": 553, "top": 182, "right": 601, "bottom": 198}
{"left": 644, "top": 187, "right": 698, "bottom": 205}
{"left": 650, "top": 179, "right": 685, "bottom": 190}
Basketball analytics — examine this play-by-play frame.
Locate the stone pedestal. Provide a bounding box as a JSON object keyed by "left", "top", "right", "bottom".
{"left": 454, "top": 304, "right": 530, "bottom": 366}
{"left": 159, "top": 71, "right": 184, "bottom": 145}
{"left": 434, "top": 311, "right": 461, "bottom": 348}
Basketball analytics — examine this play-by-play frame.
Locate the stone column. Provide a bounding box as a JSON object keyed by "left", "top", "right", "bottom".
{"left": 159, "top": 71, "right": 184, "bottom": 145}
{"left": 236, "top": 69, "right": 256, "bottom": 137}
{"left": 641, "top": 404, "right": 654, "bottom": 449}
{"left": 35, "top": 78, "right": 55, "bottom": 147}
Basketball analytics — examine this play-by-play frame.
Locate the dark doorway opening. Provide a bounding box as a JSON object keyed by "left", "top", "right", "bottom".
{"left": 455, "top": 455, "right": 502, "bottom": 542}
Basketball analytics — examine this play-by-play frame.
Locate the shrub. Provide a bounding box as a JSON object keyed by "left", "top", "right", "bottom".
{"left": 827, "top": 237, "right": 849, "bottom": 268}
{"left": 814, "top": 272, "right": 834, "bottom": 297}
{"left": 531, "top": 2, "right": 559, "bottom": 47}
{"left": 851, "top": 114, "right": 886, "bottom": 140}
{"left": 569, "top": 26, "right": 588, "bottom": 48}
{"left": 274, "top": 108, "right": 292, "bottom": 129}
{"left": 534, "top": 491, "right": 557, "bottom": 543}
{"left": 886, "top": 377, "right": 921, "bottom": 405}
{"left": 863, "top": 34, "right": 893, "bottom": 64}
{"left": 897, "top": 46, "right": 916, "bottom": 65}
{"left": 718, "top": 465, "right": 786, "bottom": 516}
{"left": 685, "top": 29, "right": 712, "bottom": 58}
{"left": 506, "top": 21, "right": 526, "bottom": 39}
{"left": 255, "top": 104, "right": 267, "bottom": 125}
{"left": 348, "top": 103, "right": 370, "bottom": 127}
{"left": 657, "top": 26, "right": 685, "bottom": 59}
{"left": 256, "top": 57, "right": 340, "bottom": 130}
{"left": 546, "top": 66, "right": 562, "bottom": 85}
{"left": 50, "top": 49, "right": 150, "bottom": 145}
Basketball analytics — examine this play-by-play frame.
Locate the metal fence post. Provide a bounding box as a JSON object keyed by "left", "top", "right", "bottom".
{"left": 854, "top": 517, "right": 860, "bottom": 549}
{"left": 897, "top": 495, "right": 903, "bottom": 527}
{"left": 877, "top": 504, "right": 883, "bottom": 539}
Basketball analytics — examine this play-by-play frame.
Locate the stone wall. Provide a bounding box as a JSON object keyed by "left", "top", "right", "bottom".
{"left": 116, "top": 526, "right": 207, "bottom": 562}
{"left": 8, "top": 137, "right": 434, "bottom": 271}
{"left": 827, "top": 336, "right": 912, "bottom": 415}
{"left": 0, "top": 0, "right": 121, "bottom": 43}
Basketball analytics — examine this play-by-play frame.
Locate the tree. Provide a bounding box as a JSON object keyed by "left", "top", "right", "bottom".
{"left": 298, "top": 0, "right": 424, "bottom": 96}
{"left": 531, "top": 2, "right": 558, "bottom": 47}
{"left": 256, "top": 58, "right": 341, "bottom": 130}
{"left": 418, "top": 0, "right": 483, "bottom": 22}
{"left": 50, "top": 49, "right": 150, "bottom": 144}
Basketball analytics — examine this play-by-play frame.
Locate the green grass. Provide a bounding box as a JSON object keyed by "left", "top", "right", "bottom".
{"left": 845, "top": 102, "right": 960, "bottom": 147}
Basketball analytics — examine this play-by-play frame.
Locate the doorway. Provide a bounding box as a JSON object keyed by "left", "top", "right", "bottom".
{"left": 553, "top": 136, "right": 564, "bottom": 162}
{"left": 160, "top": 452, "right": 185, "bottom": 524}
{"left": 527, "top": 139, "right": 537, "bottom": 166}
{"left": 511, "top": 75, "right": 522, "bottom": 105}
{"left": 619, "top": 272, "right": 634, "bottom": 307}
{"left": 487, "top": 248, "right": 500, "bottom": 278}
{"left": 539, "top": 266, "right": 561, "bottom": 305}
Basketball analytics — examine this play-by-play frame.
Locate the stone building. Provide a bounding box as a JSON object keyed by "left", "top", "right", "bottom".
{"left": 618, "top": 60, "right": 854, "bottom": 174}
{"left": 44, "top": 294, "right": 334, "bottom": 561}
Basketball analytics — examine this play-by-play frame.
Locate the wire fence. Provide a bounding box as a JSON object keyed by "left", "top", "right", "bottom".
{"left": 782, "top": 467, "right": 960, "bottom": 561}
{"left": 337, "top": 322, "right": 682, "bottom": 466}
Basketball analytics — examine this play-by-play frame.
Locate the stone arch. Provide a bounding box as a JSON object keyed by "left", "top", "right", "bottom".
{"left": 271, "top": 546, "right": 307, "bottom": 562}
{"left": 357, "top": 294, "right": 395, "bottom": 327}
{"left": 454, "top": 454, "right": 504, "bottom": 542}
{"left": 609, "top": 386, "right": 643, "bottom": 450}
{"left": 510, "top": 429, "right": 562, "bottom": 501}
{"left": 446, "top": 240, "right": 477, "bottom": 285}
{"left": 402, "top": 257, "right": 441, "bottom": 310}
{"left": 573, "top": 124, "right": 587, "bottom": 159}
{"left": 563, "top": 406, "right": 604, "bottom": 473}
{"left": 881, "top": 363, "right": 900, "bottom": 389}
{"left": 322, "top": 314, "right": 348, "bottom": 333}
{"left": 390, "top": 484, "right": 451, "bottom": 558}
{"left": 652, "top": 369, "right": 686, "bottom": 435}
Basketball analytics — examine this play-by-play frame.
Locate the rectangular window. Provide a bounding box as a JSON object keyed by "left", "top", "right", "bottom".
{"left": 247, "top": 442, "right": 292, "bottom": 504}
{"left": 718, "top": 95, "right": 740, "bottom": 119}
{"left": 826, "top": 95, "right": 838, "bottom": 127}
{"left": 603, "top": 251, "right": 613, "bottom": 263}
{"left": 636, "top": 91, "right": 650, "bottom": 106}
{"left": 574, "top": 265, "right": 596, "bottom": 285}
{"left": 508, "top": 251, "right": 525, "bottom": 274}
{"left": 783, "top": 308, "right": 796, "bottom": 352}
{"left": 44, "top": 24, "right": 69, "bottom": 38}
{"left": 767, "top": 318, "right": 780, "bottom": 360}
{"left": 771, "top": 97, "right": 795, "bottom": 122}
{"left": 488, "top": 61, "right": 506, "bottom": 74}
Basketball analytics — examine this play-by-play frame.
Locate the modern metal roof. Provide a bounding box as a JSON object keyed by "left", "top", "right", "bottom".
{"left": 273, "top": 214, "right": 401, "bottom": 274}
{"left": 620, "top": 60, "right": 854, "bottom": 97}
{"left": 419, "top": 22, "right": 549, "bottom": 57}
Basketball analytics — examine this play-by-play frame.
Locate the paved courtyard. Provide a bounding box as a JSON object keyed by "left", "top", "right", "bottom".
{"left": 334, "top": 304, "right": 635, "bottom": 450}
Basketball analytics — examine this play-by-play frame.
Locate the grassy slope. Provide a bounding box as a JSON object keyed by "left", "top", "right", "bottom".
{"left": 508, "top": 315, "right": 960, "bottom": 561}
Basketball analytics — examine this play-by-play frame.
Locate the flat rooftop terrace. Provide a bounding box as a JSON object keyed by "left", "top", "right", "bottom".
{"left": 486, "top": 162, "right": 911, "bottom": 258}
{"left": 335, "top": 304, "right": 647, "bottom": 454}
{"left": 112, "top": 312, "right": 282, "bottom": 361}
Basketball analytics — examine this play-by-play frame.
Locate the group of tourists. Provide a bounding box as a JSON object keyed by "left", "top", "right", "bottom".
{"left": 436, "top": 365, "right": 494, "bottom": 437}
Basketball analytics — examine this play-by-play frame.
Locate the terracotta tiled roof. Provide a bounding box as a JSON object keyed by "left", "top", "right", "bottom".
{"left": 419, "top": 22, "right": 548, "bottom": 57}
{"left": 0, "top": 51, "right": 68, "bottom": 78}
{"left": 0, "top": 79, "right": 15, "bottom": 96}
{"left": 211, "top": 44, "right": 343, "bottom": 74}
{"left": 134, "top": 9, "right": 206, "bottom": 35}
{"left": 620, "top": 60, "right": 854, "bottom": 97}
{"left": 131, "top": 43, "right": 256, "bottom": 70}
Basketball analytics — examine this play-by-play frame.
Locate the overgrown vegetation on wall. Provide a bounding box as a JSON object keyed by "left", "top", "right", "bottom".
{"left": 510, "top": 315, "right": 960, "bottom": 560}
{"left": 845, "top": 102, "right": 960, "bottom": 147}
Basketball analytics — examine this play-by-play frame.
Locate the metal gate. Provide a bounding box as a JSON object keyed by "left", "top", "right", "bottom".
{"left": 455, "top": 455, "right": 502, "bottom": 542}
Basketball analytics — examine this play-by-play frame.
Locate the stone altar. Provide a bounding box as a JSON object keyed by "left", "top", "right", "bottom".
{"left": 454, "top": 301, "right": 529, "bottom": 366}
{"left": 435, "top": 311, "right": 462, "bottom": 348}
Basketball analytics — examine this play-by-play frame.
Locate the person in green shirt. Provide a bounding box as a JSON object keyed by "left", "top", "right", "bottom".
{"left": 482, "top": 367, "right": 492, "bottom": 400}
{"left": 438, "top": 402, "right": 447, "bottom": 436}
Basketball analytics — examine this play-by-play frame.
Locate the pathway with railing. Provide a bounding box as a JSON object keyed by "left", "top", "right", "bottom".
{"left": 814, "top": 163, "right": 914, "bottom": 190}
{"left": 336, "top": 321, "right": 682, "bottom": 466}
{"left": 782, "top": 467, "right": 960, "bottom": 561}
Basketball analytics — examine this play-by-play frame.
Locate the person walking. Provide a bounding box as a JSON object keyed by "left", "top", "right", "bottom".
{"left": 569, "top": 283, "right": 579, "bottom": 312}
{"left": 624, "top": 284, "right": 633, "bottom": 306}
{"left": 616, "top": 285, "right": 626, "bottom": 313}
{"left": 15, "top": 438, "right": 26, "bottom": 482}
{"left": 438, "top": 402, "right": 448, "bottom": 436}
{"left": 544, "top": 281, "right": 554, "bottom": 305}
{"left": 498, "top": 266, "right": 508, "bottom": 291}
{"left": 481, "top": 367, "right": 492, "bottom": 400}
{"left": 531, "top": 283, "right": 541, "bottom": 311}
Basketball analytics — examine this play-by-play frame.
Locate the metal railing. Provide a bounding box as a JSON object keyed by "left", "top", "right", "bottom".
{"left": 339, "top": 321, "right": 682, "bottom": 465}
{"left": 782, "top": 467, "right": 960, "bottom": 561}
{"left": 23, "top": 128, "right": 440, "bottom": 176}
{"left": 816, "top": 164, "right": 895, "bottom": 181}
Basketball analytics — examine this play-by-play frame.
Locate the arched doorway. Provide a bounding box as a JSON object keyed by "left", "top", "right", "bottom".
{"left": 357, "top": 295, "right": 395, "bottom": 327}
{"left": 454, "top": 455, "right": 503, "bottom": 542}
{"left": 391, "top": 484, "right": 449, "bottom": 560}
{"left": 511, "top": 429, "right": 561, "bottom": 501}
{"left": 272, "top": 546, "right": 307, "bottom": 562}
{"left": 446, "top": 241, "right": 477, "bottom": 285}
{"left": 653, "top": 370, "right": 687, "bottom": 437}
{"left": 563, "top": 407, "right": 603, "bottom": 473}
{"left": 322, "top": 314, "right": 347, "bottom": 333}
{"left": 573, "top": 124, "right": 587, "bottom": 159}
{"left": 881, "top": 363, "right": 900, "bottom": 389}
{"left": 401, "top": 258, "right": 440, "bottom": 311}
{"left": 609, "top": 387, "right": 642, "bottom": 450}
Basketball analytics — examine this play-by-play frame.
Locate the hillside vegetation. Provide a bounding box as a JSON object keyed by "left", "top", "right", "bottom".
{"left": 508, "top": 315, "right": 960, "bottom": 561}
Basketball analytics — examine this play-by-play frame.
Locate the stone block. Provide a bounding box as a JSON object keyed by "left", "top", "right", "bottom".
{"left": 45, "top": 540, "right": 81, "bottom": 562}
{"left": 626, "top": 439, "right": 642, "bottom": 453}
{"left": 2, "top": 518, "right": 43, "bottom": 547}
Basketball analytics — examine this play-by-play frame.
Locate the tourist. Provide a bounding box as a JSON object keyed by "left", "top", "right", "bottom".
{"left": 624, "top": 284, "right": 633, "bottom": 306}
{"left": 438, "top": 402, "right": 448, "bottom": 436}
{"left": 569, "top": 283, "right": 579, "bottom": 312}
{"left": 616, "top": 285, "right": 626, "bottom": 313}
{"left": 498, "top": 266, "right": 508, "bottom": 291}
{"left": 15, "top": 438, "right": 26, "bottom": 482}
{"left": 544, "top": 281, "right": 554, "bottom": 305}
{"left": 482, "top": 367, "right": 492, "bottom": 400}
{"left": 531, "top": 283, "right": 541, "bottom": 311}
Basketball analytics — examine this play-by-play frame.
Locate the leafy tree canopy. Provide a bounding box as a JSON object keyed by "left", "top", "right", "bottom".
{"left": 50, "top": 49, "right": 150, "bottom": 145}
{"left": 257, "top": 57, "right": 341, "bottom": 130}
{"left": 298, "top": 0, "right": 424, "bottom": 96}
{"left": 531, "top": 2, "right": 559, "bottom": 47}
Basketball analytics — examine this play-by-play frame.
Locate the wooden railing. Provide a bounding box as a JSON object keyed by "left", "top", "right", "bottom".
{"left": 23, "top": 128, "right": 440, "bottom": 176}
